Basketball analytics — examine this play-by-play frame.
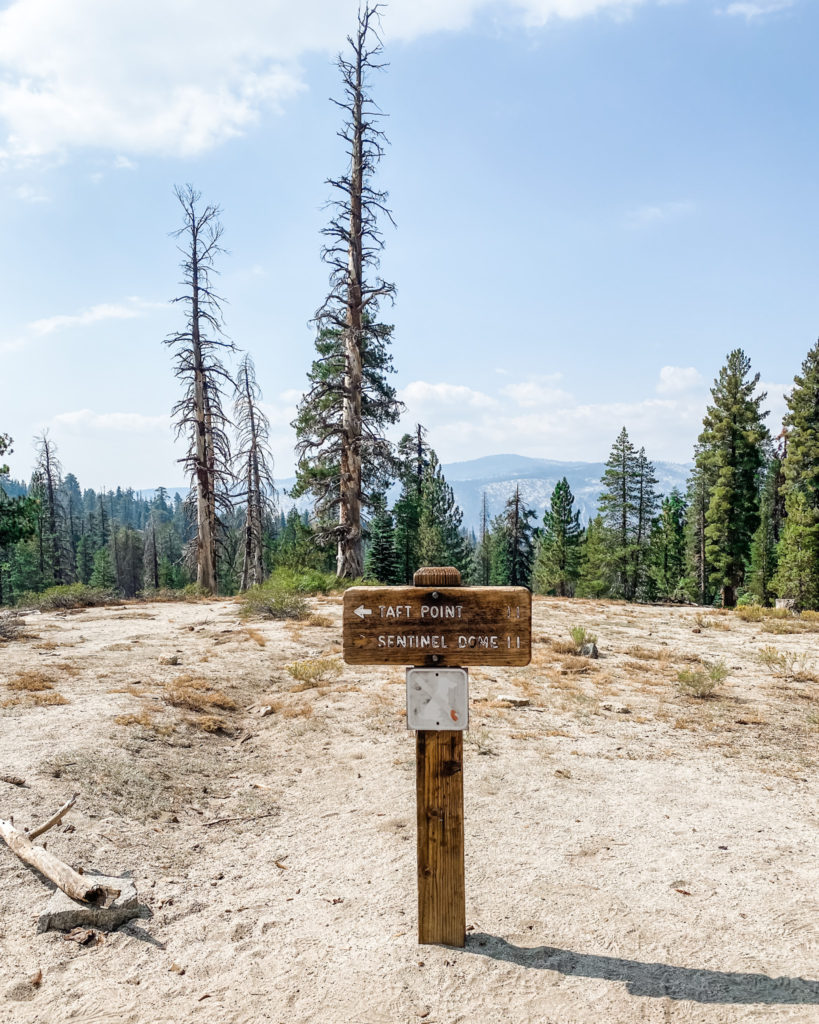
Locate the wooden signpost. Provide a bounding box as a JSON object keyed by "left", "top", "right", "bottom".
{"left": 343, "top": 566, "right": 532, "bottom": 947}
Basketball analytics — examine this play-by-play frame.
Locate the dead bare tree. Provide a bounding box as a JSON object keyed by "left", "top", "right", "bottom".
{"left": 165, "top": 184, "right": 234, "bottom": 593}
{"left": 34, "top": 431, "right": 68, "bottom": 585}
{"left": 292, "top": 3, "right": 401, "bottom": 578}
{"left": 233, "top": 354, "right": 277, "bottom": 590}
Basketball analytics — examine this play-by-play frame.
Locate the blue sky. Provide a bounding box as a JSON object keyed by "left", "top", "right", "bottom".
{"left": 0, "top": 0, "right": 815, "bottom": 489}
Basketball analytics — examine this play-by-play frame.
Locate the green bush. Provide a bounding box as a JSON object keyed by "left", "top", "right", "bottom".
{"left": 569, "top": 625, "right": 597, "bottom": 651}
{"left": 239, "top": 582, "right": 309, "bottom": 620}
{"left": 266, "top": 568, "right": 359, "bottom": 594}
{"left": 17, "top": 584, "right": 116, "bottom": 611}
{"left": 677, "top": 659, "right": 726, "bottom": 698}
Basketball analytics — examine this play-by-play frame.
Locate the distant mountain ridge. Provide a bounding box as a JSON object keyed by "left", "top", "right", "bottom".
{"left": 428, "top": 454, "right": 692, "bottom": 532}
{"left": 139, "top": 453, "right": 692, "bottom": 533}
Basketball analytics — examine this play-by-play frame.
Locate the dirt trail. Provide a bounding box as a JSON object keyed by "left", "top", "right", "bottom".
{"left": 0, "top": 596, "right": 817, "bottom": 1023}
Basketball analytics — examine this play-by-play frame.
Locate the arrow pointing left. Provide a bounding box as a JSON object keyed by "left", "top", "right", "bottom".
{"left": 354, "top": 605, "right": 373, "bottom": 619}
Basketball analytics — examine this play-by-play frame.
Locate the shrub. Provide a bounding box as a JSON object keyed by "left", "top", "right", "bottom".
{"left": 569, "top": 626, "right": 597, "bottom": 651}
{"left": 677, "top": 659, "right": 726, "bottom": 698}
{"left": 266, "top": 568, "right": 353, "bottom": 594}
{"left": 707, "top": 659, "right": 729, "bottom": 685}
{"left": 757, "top": 646, "right": 786, "bottom": 672}
{"left": 286, "top": 657, "right": 343, "bottom": 688}
{"left": 7, "top": 670, "right": 54, "bottom": 692}
{"left": 164, "top": 674, "right": 236, "bottom": 713}
{"left": 239, "top": 582, "right": 309, "bottom": 621}
{"left": 17, "top": 584, "right": 115, "bottom": 611}
{"left": 735, "top": 605, "right": 764, "bottom": 622}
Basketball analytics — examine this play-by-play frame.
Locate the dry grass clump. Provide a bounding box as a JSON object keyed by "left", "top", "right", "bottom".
{"left": 243, "top": 627, "right": 267, "bottom": 646}
{"left": 677, "top": 659, "right": 728, "bottom": 698}
{"left": 623, "top": 659, "right": 659, "bottom": 674}
{"left": 164, "top": 674, "right": 237, "bottom": 713}
{"left": 625, "top": 645, "right": 671, "bottom": 663}
{"left": 761, "top": 619, "right": 807, "bottom": 635}
{"left": 735, "top": 605, "right": 764, "bottom": 622}
{"left": 307, "top": 614, "right": 334, "bottom": 628}
{"left": 286, "top": 657, "right": 343, "bottom": 689}
{"left": 694, "top": 612, "right": 731, "bottom": 631}
{"left": 559, "top": 656, "right": 596, "bottom": 675}
{"left": 2, "top": 690, "right": 69, "bottom": 708}
{"left": 107, "top": 683, "right": 147, "bottom": 697}
{"left": 30, "top": 691, "right": 69, "bottom": 706}
{"left": 545, "top": 639, "right": 576, "bottom": 655}
{"left": 51, "top": 661, "right": 80, "bottom": 676}
{"left": 192, "top": 713, "right": 229, "bottom": 732}
{"left": 269, "top": 699, "right": 314, "bottom": 719}
{"left": 115, "top": 708, "right": 173, "bottom": 734}
{"left": 7, "top": 669, "right": 55, "bottom": 691}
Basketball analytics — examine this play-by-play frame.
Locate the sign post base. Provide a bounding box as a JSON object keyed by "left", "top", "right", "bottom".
{"left": 416, "top": 729, "right": 465, "bottom": 947}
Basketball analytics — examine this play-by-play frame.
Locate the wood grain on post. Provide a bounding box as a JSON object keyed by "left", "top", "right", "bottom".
{"left": 413, "top": 566, "right": 466, "bottom": 947}
{"left": 416, "top": 730, "right": 465, "bottom": 946}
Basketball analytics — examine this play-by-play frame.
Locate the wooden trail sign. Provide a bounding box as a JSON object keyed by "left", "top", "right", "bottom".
{"left": 345, "top": 566, "right": 532, "bottom": 948}
{"left": 342, "top": 584, "right": 531, "bottom": 667}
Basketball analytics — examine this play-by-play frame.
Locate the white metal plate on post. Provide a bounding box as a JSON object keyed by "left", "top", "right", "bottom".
{"left": 406, "top": 667, "right": 469, "bottom": 731}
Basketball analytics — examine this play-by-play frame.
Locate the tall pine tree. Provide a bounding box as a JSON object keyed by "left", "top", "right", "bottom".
{"left": 648, "top": 489, "right": 687, "bottom": 601}
{"left": 417, "top": 451, "right": 467, "bottom": 572}
{"left": 491, "top": 485, "right": 536, "bottom": 587}
{"left": 775, "top": 340, "right": 819, "bottom": 607}
{"left": 532, "top": 477, "right": 582, "bottom": 596}
{"left": 392, "top": 426, "right": 430, "bottom": 583}
{"left": 747, "top": 451, "right": 783, "bottom": 606}
{"left": 597, "top": 427, "right": 658, "bottom": 600}
{"left": 364, "top": 493, "right": 400, "bottom": 583}
{"left": 694, "top": 349, "right": 769, "bottom": 607}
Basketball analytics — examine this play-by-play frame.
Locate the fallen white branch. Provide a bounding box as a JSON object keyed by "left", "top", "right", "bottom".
{"left": 28, "top": 793, "right": 77, "bottom": 840}
{"left": 0, "top": 798, "right": 119, "bottom": 906}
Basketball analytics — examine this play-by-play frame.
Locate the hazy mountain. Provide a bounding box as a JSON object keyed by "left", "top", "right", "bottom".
{"left": 428, "top": 454, "right": 692, "bottom": 532}
{"left": 141, "top": 453, "right": 692, "bottom": 533}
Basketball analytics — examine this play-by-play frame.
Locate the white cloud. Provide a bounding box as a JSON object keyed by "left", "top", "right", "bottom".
{"left": 398, "top": 365, "right": 790, "bottom": 465}
{"left": 720, "top": 1, "right": 794, "bottom": 20}
{"left": 656, "top": 365, "right": 704, "bottom": 394}
{"left": 400, "top": 380, "right": 499, "bottom": 410}
{"left": 499, "top": 375, "right": 573, "bottom": 407}
{"left": 113, "top": 155, "right": 136, "bottom": 170}
{"left": 0, "top": 0, "right": 673, "bottom": 160}
{"left": 14, "top": 183, "right": 49, "bottom": 202}
{"left": 30, "top": 302, "right": 142, "bottom": 337}
{"left": 625, "top": 200, "right": 695, "bottom": 228}
{"left": 0, "top": 296, "right": 171, "bottom": 352}
{"left": 51, "top": 409, "right": 169, "bottom": 433}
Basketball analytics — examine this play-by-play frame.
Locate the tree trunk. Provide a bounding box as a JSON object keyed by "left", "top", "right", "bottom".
{"left": 337, "top": 40, "right": 366, "bottom": 579}
{"left": 192, "top": 262, "right": 217, "bottom": 594}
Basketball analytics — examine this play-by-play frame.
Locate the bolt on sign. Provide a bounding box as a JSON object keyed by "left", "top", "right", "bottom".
{"left": 342, "top": 585, "right": 531, "bottom": 667}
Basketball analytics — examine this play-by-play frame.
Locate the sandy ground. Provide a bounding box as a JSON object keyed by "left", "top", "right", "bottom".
{"left": 0, "top": 595, "right": 817, "bottom": 1024}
